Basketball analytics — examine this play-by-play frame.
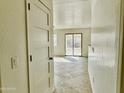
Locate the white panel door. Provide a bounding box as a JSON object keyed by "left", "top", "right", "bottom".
{"left": 26, "top": 0, "right": 53, "bottom": 93}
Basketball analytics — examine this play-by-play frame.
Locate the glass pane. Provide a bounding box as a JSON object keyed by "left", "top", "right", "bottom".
{"left": 54, "top": 34, "right": 57, "bottom": 47}
{"left": 74, "top": 34, "right": 82, "bottom": 56}
{"left": 66, "top": 35, "right": 73, "bottom": 55}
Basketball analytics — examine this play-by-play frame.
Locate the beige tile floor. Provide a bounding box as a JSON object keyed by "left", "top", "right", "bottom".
{"left": 54, "top": 57, "right": 92, "bottom": 93}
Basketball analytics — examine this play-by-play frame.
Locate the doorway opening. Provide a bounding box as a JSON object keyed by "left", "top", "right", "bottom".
{"left": 53, "top": 32, "right": 92, "bottom": 93}
{"left": 52, "top": 0, "right": 92, "bottom": 93}
{"left": 65, "top": 33, "right": 82, "bottom": 56}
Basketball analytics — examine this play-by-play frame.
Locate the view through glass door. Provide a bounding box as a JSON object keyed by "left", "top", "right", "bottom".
{"left": 65, "top": 33, "right": 82, "bottom": 56}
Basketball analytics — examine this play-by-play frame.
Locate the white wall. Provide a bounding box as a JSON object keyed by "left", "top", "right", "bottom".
{"left": 54, "top": 28, "right": 91, "bottom": 57}
{"left": 0, "top": 0, "right": 28, "bottom": 93}
{"left": 88, "top": 0, "right": 121, "bottom": 93}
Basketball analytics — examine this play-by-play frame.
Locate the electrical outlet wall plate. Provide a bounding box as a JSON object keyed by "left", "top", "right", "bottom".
{"left": 11, "top": 56, "right": 18, "bottom": 70}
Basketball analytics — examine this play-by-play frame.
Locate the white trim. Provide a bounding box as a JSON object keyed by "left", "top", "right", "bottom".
{"left": 116, "top": 0, "right": 124, "bottom": 93}
{"left": 54, "top": 25, "right": 91, "bottom": 30}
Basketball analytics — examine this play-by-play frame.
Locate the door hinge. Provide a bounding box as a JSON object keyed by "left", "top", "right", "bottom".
{"left": 30, "top": 55, "right": 33, "bottom": 62}
{"left": 28, "top": 3, "right": 30, "bottom": 11}
{"left": 48, "top": 77, "right": 51, "bottom": 88}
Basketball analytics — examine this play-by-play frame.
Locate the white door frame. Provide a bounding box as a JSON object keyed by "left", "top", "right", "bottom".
{"left": 116, "top": 0, "right": 124, "bottom": 93}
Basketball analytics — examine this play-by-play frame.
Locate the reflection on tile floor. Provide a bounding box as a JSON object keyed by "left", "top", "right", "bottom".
{"left": 54, "top": 57, "right": 92, "bottom": 93}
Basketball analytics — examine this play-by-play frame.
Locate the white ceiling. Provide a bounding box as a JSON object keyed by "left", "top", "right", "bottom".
{"left": 53, "top": 0, "right": 88, "bottom": 4}
{"left": 53, "top": 0, "right": 91, "bottom": 28}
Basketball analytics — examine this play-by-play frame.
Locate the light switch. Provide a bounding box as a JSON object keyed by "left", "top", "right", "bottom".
{"left": 11, "top": 56, "right": 18, "bottom": 69}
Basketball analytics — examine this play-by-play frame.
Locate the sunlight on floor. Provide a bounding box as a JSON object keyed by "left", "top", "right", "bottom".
{"left": 54, "top": 57, "right": 92, "bottom": 93}
{"left": 54, "top": 57, "right": 72, "bottom": 63}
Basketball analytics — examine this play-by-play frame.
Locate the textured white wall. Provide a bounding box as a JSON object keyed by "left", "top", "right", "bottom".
{"left": 54, "top": 28, "right": 91, "bottom": 57}
{"left": 0, "top": 0, "right": 28, "bottom": 93}
{"left": 88, "top": 0, "right": 121, "bottom": 93}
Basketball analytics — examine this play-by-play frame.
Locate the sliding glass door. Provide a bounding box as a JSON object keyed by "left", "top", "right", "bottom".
{"left": 74, "top": 34, "right": 82, "bottom": 56}
{"left": 65, "top": 33, "right": 82, "bottom": 56}
{"left": 65, "top": 34, "right": 73, "bottom": 55}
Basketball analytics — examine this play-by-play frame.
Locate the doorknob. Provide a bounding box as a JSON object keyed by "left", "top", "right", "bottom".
{"left": 49, "top": 57, "right": 53, "bottom": 60}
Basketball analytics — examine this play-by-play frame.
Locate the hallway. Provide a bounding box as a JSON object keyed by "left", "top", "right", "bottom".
{"left": 0, "top": 0, "right": 123, "bottom": 93}
{"left": 54, "top": 57, "right": 92, "bottom": 93}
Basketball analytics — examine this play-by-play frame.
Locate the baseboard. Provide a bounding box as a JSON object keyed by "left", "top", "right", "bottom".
{"left": 82, "top": 56, "right": 88, "bottom": 58}
{"left": 54, "top": 55, "right": 65, "bottom": 57}
{"left": 54, "top": 55, "right": 88, "bottom": 58}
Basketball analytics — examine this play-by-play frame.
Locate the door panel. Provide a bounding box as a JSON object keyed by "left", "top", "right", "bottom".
{"left": 74, "top": 34, "right": 82, "bottom": 56}
{"left": 65, "top": 35, "right": 73, "bottom": 55}
{"left": 26, "top": 0, "right": 53, "bottom": 93}
{"left": 39, "top": 0, "right": 52, "bottom": 10}
{"left": 30, "top": 3, "right": 49, "bottom": 30}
